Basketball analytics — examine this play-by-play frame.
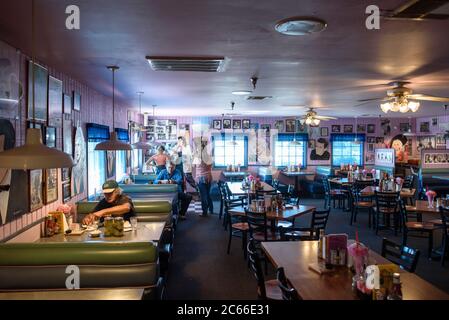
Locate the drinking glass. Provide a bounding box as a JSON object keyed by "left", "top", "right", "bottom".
{"left": 130, "top": 217, "right": 138, "bottom": 231}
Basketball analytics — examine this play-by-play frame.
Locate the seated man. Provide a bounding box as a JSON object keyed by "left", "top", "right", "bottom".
{"left": 82, "top": 180, "right": 135, "bottom": 225}
{"left": 154, "top": 160, "right": 192, "bottom": 219}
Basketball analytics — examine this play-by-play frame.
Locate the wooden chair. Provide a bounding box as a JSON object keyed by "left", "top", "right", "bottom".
{"left": 439, "top": 206, "right": 449, "bottom": 266}
{"left": 374, "top": 191, "right": 401, "bottom": 236}
{"left": 381, "top": 238, "right": 420, "bottom": 273}
{"left": 226, "top": 199, "right": 249, "bottom": 259}
{"left": 245, "top": 208, "right": 281, "bottom": 242}
{"left": 399, "top": 200, "right": 440, "bottom": 258}
{"left": 222, "top": 183, "right": 246, "bottom": 230}
{"left": 323, "top": 178, "right": 346, "bottom": 209}
{"left": 279, "top": 208, "right": 330, "bottom": 241}
{"left": 349, "top": 181, "right": 374, "bottom": 228}
{"left": 402, "top": 175, "right": 416, "bottom": 205}
{"left": 276, "top": 267, "right": 300, "bottom": 300}
{"left": 247, "top": 239, "right": 282, "bottom": 300}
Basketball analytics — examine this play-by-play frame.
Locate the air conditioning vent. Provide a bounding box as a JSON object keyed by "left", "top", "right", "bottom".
{"left": 146, "top": 56, "right": 227, "bottom": 72}
{"left": 382, "top": 0, "right": 449, "bottom": 20}
{"left": 246, "top": 96, "right": 273, "bottom": 100}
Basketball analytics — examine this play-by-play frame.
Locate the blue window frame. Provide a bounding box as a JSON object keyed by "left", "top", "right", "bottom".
{"left": 115, "top": 128, "right": 129, "bottom": 182}
{"left": 273, "top": 134, "right": 308, "bottom": 168}
{"left": 86, "top": 123, "right": 109, "bottom": 198}
{"left": 212, "top": 134, "right": 248, "bottom": 168}
{"left": 331, "top": 134, "right": 365, "bottom": 167}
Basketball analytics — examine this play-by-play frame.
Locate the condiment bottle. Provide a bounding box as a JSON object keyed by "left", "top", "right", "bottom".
{"left": 387, "top": 273, "right": 403, "bottom": 300}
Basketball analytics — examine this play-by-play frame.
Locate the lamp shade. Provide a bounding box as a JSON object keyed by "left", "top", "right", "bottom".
{"left": 0, "top": 128, "right": 74, "bottom": 169}
{"left": 95, "top": 132, "right": 132, "bottom": 151}
{"left": 132, "top": 140, "right": 154, "bottom": 150}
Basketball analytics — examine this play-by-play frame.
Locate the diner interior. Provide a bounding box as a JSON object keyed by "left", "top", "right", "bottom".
{"left": 1, "top": 0, "right": 449, "bottom": 301}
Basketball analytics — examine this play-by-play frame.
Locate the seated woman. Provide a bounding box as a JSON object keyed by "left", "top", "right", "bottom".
{"left": 82, "top": 180, "right": 135, "bottom": 225}
{"left": 146, "top": 145, "right": 171, "bottom": 174}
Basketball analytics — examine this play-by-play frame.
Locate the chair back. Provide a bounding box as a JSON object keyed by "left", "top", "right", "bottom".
{"left": 272, "top": 179, "right": 280, "bottom": 190}
{"left": 310, "top": 208, "right": 331, "bottom": 238}
{"left": 381, "top": 238, "right": 420, "bottom": 273}
{"left": 374, "top": 191, "right": 400, "bottom": 214}
{"left": 439, "top": 206, "right": 449, "bottom": 239}
{"left": 276, "top": 267, "right": 300, "bottom": 300}
{"left": 247, "top": 239, "right": 266, "bottom": 299}
{"left": 403, "top": 175, "right": 415, "bottom": 189}
{"left": 245, "top": 208, "right": 269, "bottom": 241}
{"left": 322, "top": 178, "right": 331, "bottom": 196}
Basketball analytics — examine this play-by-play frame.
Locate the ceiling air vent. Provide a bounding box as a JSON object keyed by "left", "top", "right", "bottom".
{"left": 146, "top": 56, "right": 227, "bottom": 72}
{"left": 247, "top": 96, "right": 273, "bottom": 100}
{"left": 382, "top": 0, "right": 449, "bottom": 20}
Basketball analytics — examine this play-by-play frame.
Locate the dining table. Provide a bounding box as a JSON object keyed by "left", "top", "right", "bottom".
{"left": 261, "top": 240, "right": 449, "bottom": 300}
{"left": 226, "top": 181, "right": 277, "bottom": 196}
{"left": 360, "top": 186, "right": 416, "bottom": 199}
{"left": 281, "top": 170, "right": 315, "bottom": 194}
{"left": 0, "top": 288, "right": 144, "bottom": 300}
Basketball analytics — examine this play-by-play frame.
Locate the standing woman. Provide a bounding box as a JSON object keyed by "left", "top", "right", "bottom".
{"left": 175, "top": 136, "right": 196, "bottom": 190}
{"left": 193, "top": 136, "right": 213, "bottom": 217}
{"left": 146, "top": 145, "right": 170, "bottom": 174}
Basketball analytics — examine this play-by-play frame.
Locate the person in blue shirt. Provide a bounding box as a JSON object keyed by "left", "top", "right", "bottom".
{"left": 154, "top": 160, "right": 192, "bottom": 219}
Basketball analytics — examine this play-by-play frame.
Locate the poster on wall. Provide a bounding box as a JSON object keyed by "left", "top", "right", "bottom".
{"left": 389, "top": 134, "right": 411, "bottom": 163}
{"left": 44, "top": 168, "right": 58, "bottom": 204}
{"left": 48, "top": 76, "right": 63, "bottom": 128}
{"left": 72, "top": 127, "right": 86, "bottom": 196}
{"left": 106, "top": 150, "right": 116, "bottom": 179}
{"left": 421, "top": 149, "right": 449, "bottom": 169}
{"left": 310, "top": 137, "right": 330, "bottom": 162}
{"left": 417, "top": 136, "right": 436, "bottom": 154}
{"left": 27, "top": 61, "right": 48, "bottom": 122}
{"left": 375, "top": 148, "right": 395, "bottom": 168}
{"left": 0, "top": 119, "right": 29, "bottom": 225}
{"left": 29, "top": 169, "right": 43, "bottom": 212}
{"left": 0, "top": 47, "right": 21, "bottom": 118}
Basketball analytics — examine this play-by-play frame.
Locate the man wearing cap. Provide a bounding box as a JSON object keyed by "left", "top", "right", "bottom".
{"left": 154, "top": 159, "right": 192, "bottom": 219}
{"left": 82, "top": 180, "right": 135, "bottom": 225}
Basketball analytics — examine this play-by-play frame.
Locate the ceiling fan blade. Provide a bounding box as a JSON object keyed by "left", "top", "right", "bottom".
{"left": 357, "top": 97, "right": 384, "bottom": 102}
{"left": 408, "top": 94, "right": 449, "bottom": 102}
{"left": 315, "top": 116, "right": 337, "bottom": 120}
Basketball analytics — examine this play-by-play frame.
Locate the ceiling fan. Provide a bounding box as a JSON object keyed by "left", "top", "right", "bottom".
{"left": 355, "top": 81, "right": 449, "bottom": 113}
{"left": 299, "top": 108, "right": 337, "bottom": 126}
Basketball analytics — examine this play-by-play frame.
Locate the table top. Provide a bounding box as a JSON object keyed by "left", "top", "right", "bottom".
{"left": 222, "top": 171, "right": 249, "bottom": 176}
{"left": 226, "top": 181, "right": 275, "bottom": 195}
{"left": 432, "top": 175, "right": 449, "bottom": 181}
{"left": 229, "top": 205, "right": 316, "bottom": 221}
{"left": 261, "top": 241, "right": 449, "bottom": 300}
{"left": 406, "top": 200, "right": 441, "bottom": 214}
{"left": 331, "top": 178, "right": 375, "bottom": 185}
{"left": 0, "top": 288, "right": 144, "bottom": 300}
{"left": 281, "top": 171, "right": 315, "bottom": 177}
{"left": 36, "top": 222, "right": 166, "bottom": 244}
{"left": 360, "top": 186, "right": 416, "bottom": 198}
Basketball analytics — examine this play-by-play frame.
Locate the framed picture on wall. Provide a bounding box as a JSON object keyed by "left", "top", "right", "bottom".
{"left": 63, "top": 94, "right": 72, "bottom": 115}
{"left": 62, "top": 182, "right": 71, "bottom": 203}
{"left": 285, "top": 119, "right": 295, "bottom": 132}
{"left": 357, "top": 124, "right": 366, "bottom": 133}
{"left": 223, "top": 119, "right": 231, "bottom": 129}
{"left": 106, "top": 151, "right": 116, "bottom": 179}
{"left": 343, "top": 125, "right": 353, "bottom": 133}
{"left": 331, "top": 125, "right": 341, "bottom": 133}
{"left": 400, "top": 123, "right": 410, "bottom": 132}
{"left": 45, "top": 126, "right": 56, "bottom": 148}
{"left": 29, "top": 169, "right": 44, "bottom": 212}
{"left": 367, "top": 136, "right": 376, "bottom": 143}
{"left": 27, "top": 61, "right": 48, "bottom": 123}
{"left": 213, "top": 120, "right": 222, "bottom": 130}
{"left": 48, "top": 76, "right": 63, "bottom": 128}
{"left": 432, "top": 118, "right": 438, "bottom": 126}
{"left": 261, "top": 124, "right": 271, "bottom": 135}
{"left": 73, "top": 91, "right": 81, "bottom": 111}
{"left": 274, "top": 120, "right": 284, "bottom": 132}
{"left": 376, "top": 137, "right": 384, "bottom": 143}
{"left": 44, "top": 168, "right": 58, "bottom": 205}
{"left": 367, "top": 124, "right": 375, "bottom": 134}
{"left": 320, "top": 127, "right": 329, "bottom": 137}
{"left": 420, "top": 122, "right": 430, "bottom": 133}
{"left": 296, "top": 120, "right": 307, "bottom": 133}
{"left": 61, "top": 167, "right": 71, "bottom": 183}
{"left": 233, "top": 119, "right": 242, "bottom": 129}
{"left": 242, "top": 119, "right": 251, "bottom": 130}
{"left": 308, "top": 139, "right": 316, "bottom": 149}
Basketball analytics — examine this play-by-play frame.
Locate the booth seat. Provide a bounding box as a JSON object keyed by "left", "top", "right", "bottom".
{"left": 0, "top": 242, "right": 163, "bottom": 299}
{"left": 304, "top": 166, "right": 332, "bottom": 198}
{"left": 419, "top": 172, "right": 449, "bottom": 198}
{"left": 130, "top": 174, "right": 157, "bottom": 184}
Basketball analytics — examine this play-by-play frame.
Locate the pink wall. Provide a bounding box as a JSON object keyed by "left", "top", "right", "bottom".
{"left": 0, "top": 39, "right": 138, "bottom": 242}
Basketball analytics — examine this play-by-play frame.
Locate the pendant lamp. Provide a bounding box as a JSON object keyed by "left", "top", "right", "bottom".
{"left": 95, "top": 66, "right": 132, "bottom": 151}
{"left": 132, "top": 92, "right": 153, "bottom": 150}
{"left": 0, "top": 0, "right": 74, "bottom": 169}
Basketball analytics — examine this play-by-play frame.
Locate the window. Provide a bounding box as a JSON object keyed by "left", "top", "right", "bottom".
{"left": 115, "top": 128, "right": 130, "bottom": 182}
{"left": 273, "top": 134, "right": 307, "bottom": 168}
{"left": 87, "top": 123, "right": 109, "bottom": 198}
{"left": 331, "top": 134, "right": 365, "bottom": 167}
{"left": 212, "top": 134, "right": 248, "bottom": 168}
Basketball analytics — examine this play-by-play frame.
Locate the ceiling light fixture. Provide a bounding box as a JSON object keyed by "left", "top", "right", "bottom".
{"left": 275, "top": 17, "right": 327, "bottom": 36}
{"left": 0, "top": 0, "right": 74, "bottom": 170}
{"left": 380, "top": 97, "right": 420, "bottom": 113}
{"left": 232, "top": 90, "right": 252, "bottom": 96}
{"left": 95, "top": 66, "right": 132, "bottom": 151}
{"left": 132, "top": 92, "right": 153, "bottom": 150}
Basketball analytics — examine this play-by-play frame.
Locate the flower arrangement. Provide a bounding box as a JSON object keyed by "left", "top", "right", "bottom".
{"left": 56, "top": 203, "right": 73, "bottom": 216}
{"left": 425, "top": 188, "right": 437, "bottom": 208}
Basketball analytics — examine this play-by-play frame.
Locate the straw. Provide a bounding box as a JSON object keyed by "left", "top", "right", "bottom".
{"left": 356, "top": 230, "right": 359, "bottom": 246}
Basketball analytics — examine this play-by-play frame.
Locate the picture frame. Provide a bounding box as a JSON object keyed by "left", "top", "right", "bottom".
{"left": 285, "top": 119, "right": 295, "bottom": 133}
{"left": 45, "top": 126, "right": 56, "bottom": 148}
{"left": 357, "top": 124, "right": 366, "bottom": 133}
{"left": 48, "top": 76, "right": 63, "bottom": 128}
{"left": 420, "top": 122, "right": 430, "bottom": 133}
{"left": 368, "top": 143, "right": 374, "bottom": 152}
{"left": 367, "top": 124, "right": 375, "bottom": 134}
{"left": 376, "top": 137, "right": 384, "bottom": 144}
{"left": 213, "top": 120, "right": 222, "bottom": 130}
{"left": 27, "top": 61, "right": 48, "bottom": 123}
{"left": 73, "top": 91, "right": 81, "bottom": 111}
{"left": 242, "top": 119, "right": 251, "bottom": 130}
{"left": 233, "top": 119, "right": 242, "bottom": 130}
{"left": 320, "top": 127, "right": 329, "bottom": 137}
{"left": 223, "top": 119, "right": 232, "bottom": 129}
{"left": 343, "top": 125, "right": 353, "bottom": 133}
{"left": 274, "top": 120, "right": 284, "bottom": 132}
{"left": 44, "top": 168, "right": 58, "bottom": 205}
{"left": 331, "top": 125, "right": 341, "bottom": 133}
{"left": 432, "top": 118, "right": 438, "bottom": 126}
{"left": 63, "top": 94, "right": 72, "bottom": 115}
{"left": 63, "top": 117, "right": 73, "bottom": 155}
{"left": 367, "top": 136, "right": 376, "bottom": 143}
{"left": 261, "top": 124, "right": 271, "bottom": 135}
{"left": 400, "top": 123, "right": 410, "bottom": 133}
{"left": 29, "top": 169, "right": 43, "bottom": 212}
{"left": 61, "top": 167, "right": 71, "bottom": 183}
{"left": 308, "top": 139, "right": 316, "bottom": 149}
{"left": 106, "top": 150, "right": 116, "bottom": 179}
{"left": 62, "top": 182, "right": 71, "bottom": 203}
{"left": 296, "top": 120, "right": 307, "bottom": 133}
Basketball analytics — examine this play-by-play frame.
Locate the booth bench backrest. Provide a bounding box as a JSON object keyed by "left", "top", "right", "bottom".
{"left": 119, "top": 184, "right": 178, "bottom": 194}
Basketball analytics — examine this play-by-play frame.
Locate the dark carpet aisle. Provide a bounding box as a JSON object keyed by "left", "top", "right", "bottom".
{"left": 164, "top": 198, "right": 449, "bottom": 300}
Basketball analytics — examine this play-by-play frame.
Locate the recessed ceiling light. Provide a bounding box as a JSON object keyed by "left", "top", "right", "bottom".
{"left": 232, "top": 90, "right": 253, "bottom": 96}
{"left": 275, "top": 17, "right": 327, "bottom": 36}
